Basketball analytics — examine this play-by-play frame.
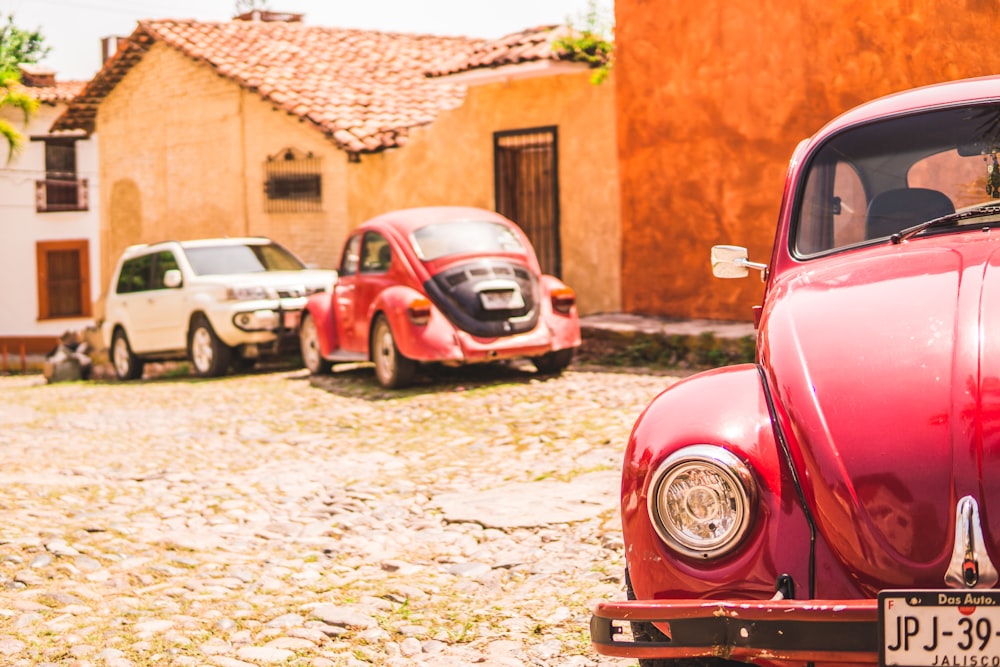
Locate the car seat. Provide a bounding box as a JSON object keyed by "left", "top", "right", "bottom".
{"left": 378, "top": 244, "right": 392, "bottom": 269}
{"left": 865, "top": 188, "right": 955, "bottom": 239}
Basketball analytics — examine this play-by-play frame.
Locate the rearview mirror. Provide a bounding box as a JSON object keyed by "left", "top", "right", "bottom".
{"left": 711, "top": 245, "right": 767, "bottom": 280}
{"left": 163, "top": 269, "right": 182, "bottom": 288}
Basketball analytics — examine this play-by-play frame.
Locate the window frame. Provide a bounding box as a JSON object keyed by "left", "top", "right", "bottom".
{"left": 32, "top": 136, "right": 88, "bottom": 213}
{"left": 36, "top": 239, "right": 91, "bottom": 320}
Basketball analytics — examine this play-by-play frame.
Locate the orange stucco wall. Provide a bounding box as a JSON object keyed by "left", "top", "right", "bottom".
{"left": 616, "top": 0, "right": 1000, "bottom": 321}
{"left": 348, "top": 69, "right": 620, "bottom": 315}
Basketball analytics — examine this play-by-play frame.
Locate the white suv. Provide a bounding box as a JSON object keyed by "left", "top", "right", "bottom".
{"left": 103, "top": 238, "right": 336, "bottom": 379}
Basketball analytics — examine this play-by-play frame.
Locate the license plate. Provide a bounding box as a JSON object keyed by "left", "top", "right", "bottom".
{"left": 880, "top": 590, "right": 1000, "bottom": 667}
{"left": 480, "top": 289, "right": 524, "bottom": 311}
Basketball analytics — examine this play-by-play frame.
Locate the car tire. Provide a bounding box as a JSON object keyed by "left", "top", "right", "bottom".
{"left": 188, "top": 315, "right": 232, "bottom": 378}
{"left": 371, "top": 315, "right": 416, "bottom": 389}
{"left": 299, "top": 313, "right": 332, "bottom": 375}
{"left": 531, "top": 348, "right": 574, "bottom": 374}
{"left": 625, "top": 568, "right": 745, "bottom": 667}
{"left": 110, "top": 328, "right": 144, "bottom": 381}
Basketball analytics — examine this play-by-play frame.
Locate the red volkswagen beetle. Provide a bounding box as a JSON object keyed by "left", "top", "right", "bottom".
{"left": 299, "top": 206, "right": 580, "bottom": 388}
{"left": 592, "top": 76, "right": 1000, "bottom": 667}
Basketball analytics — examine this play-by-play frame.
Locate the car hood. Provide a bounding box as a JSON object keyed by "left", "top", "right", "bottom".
{"left": 195, "top": 269, "right": 336, "bottom": 291}
{"left": 762, "top": 238, "right": 1000, "bottom": 591}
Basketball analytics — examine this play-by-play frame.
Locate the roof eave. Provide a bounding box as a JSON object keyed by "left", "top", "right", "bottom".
{"left": 440, "top": 59, "right": 591, "bottom": 86}
{"left": 49, "top": 27, "right": 155, "bottom": 134}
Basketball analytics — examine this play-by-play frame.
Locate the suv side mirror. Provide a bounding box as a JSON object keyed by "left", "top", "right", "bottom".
{"left": 163, "top": 269, "right": 183, "bottom": 288}
{"left": 711, "top": 245, "right": 767, "bottom": 280}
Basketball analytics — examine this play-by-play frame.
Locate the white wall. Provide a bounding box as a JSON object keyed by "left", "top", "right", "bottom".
{"left": 0, "top": 102, "right": 100, "bottom": 340}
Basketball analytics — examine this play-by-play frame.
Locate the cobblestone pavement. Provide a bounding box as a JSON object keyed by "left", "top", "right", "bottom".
{"left": 0, "top": 362, "right": 678, "bottom": 667}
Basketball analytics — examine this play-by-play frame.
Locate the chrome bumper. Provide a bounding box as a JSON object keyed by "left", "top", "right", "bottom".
{"left": 591, "top": 598, "right": 878, "bottom": 663}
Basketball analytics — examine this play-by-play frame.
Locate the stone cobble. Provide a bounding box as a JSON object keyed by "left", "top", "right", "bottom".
{"left": 0, "top": 363, "right": 678, "bottom": 666}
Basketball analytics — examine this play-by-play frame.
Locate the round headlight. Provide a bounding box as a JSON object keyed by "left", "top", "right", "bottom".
{"left": 647, "top": 445, "right": 756, "bottom": 559}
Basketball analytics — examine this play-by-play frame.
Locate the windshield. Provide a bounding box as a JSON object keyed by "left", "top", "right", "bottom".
{"left": 794, "top": 104, "right": 1000, "bottom": 257}
{"left": 184, "top": 243, "right": 306, "bottom": 275}
{"left": 410, "top": 220, "right": 526, "bottom": 260}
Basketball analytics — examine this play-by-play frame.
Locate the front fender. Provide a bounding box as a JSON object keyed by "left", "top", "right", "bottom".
{"left": 368, "top": 285, "right": 462, "bottom": 362}
{"left": 303, "top": 293, "right": 337, "bottom": 357}
{"left": 624, "top": 364, "right": 812, "bottom": 604}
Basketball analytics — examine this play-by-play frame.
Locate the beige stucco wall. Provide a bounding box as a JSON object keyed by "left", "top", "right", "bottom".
{"left": 347, "top": 69, "right": 620, "bottom": 316}
{"left": 239, "top": 86, "right": 349, "bottom": 271}
{"left": 96, "top": 46, "right": 617, "bottom": 317}
{"left": 96, "top": 43, "right": 347, "bottom": 313}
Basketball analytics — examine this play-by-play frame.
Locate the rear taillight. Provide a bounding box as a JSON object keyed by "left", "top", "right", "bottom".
{"left": 551, "top": 287, "right": 576, "bottom": 314}
{"left": 407, "top": 297, "right": 432, "bottom": 325}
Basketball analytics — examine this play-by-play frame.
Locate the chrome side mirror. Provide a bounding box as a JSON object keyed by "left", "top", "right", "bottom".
{"left": 711, "top": 245, "right": 767, "bottom": 280}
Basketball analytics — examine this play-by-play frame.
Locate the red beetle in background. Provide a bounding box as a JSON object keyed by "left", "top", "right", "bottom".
{"left": 593, "top": 76, "right": 1000, "bottom": 667}
{"left": 299, "top": 206, "right": 580, "bottom": 388}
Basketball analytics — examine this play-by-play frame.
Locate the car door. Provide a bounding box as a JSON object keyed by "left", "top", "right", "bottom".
{"left": 352, "top": 232, "right": 394, "bottom": 351}
{"left": 334, "top": 234, "right": 362, "bottom": 351}
{"left": 142, "top": 250, "right": 188, "bottom": 352}
{"left": 112, "top": 252, "right": 156, "bottom": 352}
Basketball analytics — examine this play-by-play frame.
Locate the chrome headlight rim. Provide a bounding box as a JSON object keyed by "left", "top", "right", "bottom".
{"left": 647, "top": 444, "right": 757, "bottom": 560}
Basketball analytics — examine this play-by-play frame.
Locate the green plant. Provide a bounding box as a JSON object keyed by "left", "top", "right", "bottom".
{"left": 0, "top": 13, "right": 48, "bottom": 79}
{"left": 553, "top": 0, "right": 614, "bottom": 84}
{"left": 579, "top": 330, "right": 756, "bottom": 370}
{"left": 0, "top": 13, "right": 46, "bottom": 160}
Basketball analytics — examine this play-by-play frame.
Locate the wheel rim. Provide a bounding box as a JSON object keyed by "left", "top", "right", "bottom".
{"left": 191, "top": 327, "right": 213, "bottom": 372}
{"left": 113, "top": 336, "right": 130, "bottom": 376}
{"left": 300, "top": 317, "right": 321, "bottom": 372}
{"left": 374, "top": 322, "right": 396, "bottom": 384}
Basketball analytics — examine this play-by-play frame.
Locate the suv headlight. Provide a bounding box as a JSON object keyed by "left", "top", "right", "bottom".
{"left": 227, "top": 286, "right": 276, "bottom": 301}
{"left": 647, "top": 445, "right": 756, "bottom": 559}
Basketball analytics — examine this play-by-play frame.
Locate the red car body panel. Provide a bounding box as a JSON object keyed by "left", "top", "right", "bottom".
{"left": 593, "top": 76, "right": 1000, "bottom": 665}
{"left": 303, "top": 206, "right": 580, "bottom": 372}
{"left": 304, "top": 291, "right": 339, "bottom": 359}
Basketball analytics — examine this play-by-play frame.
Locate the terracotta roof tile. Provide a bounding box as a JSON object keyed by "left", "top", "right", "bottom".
{"left": 52, "top": 19, "right": 485, "bottom": 151}
{"left": 427, "top": 25, "right": 576, "bottom": 77}
{"left": 11, "top": 64, "right": 86, "bottom": 104}
{"left": 17, "top": 79, "right": 86, "bottom": 104}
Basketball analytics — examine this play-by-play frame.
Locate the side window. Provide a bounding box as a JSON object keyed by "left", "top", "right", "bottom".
{"left": 116, "top": 254, "right": 155, "bottom": 294}
{"left": 832, "top": 162, "right": 866, "bottom": 247}
{"left": 340, "top": 235, "right": 361, "bottom": 276}
{"left": 359, "top": 233, "right": 391, "bottom": 274}
{"left": 796, "top": 160, "right": 867, "bottom": 255}
{"left": 151, "top": 251, "right": 180, "bottom": 290}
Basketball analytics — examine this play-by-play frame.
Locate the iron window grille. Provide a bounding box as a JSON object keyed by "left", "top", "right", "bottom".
{"left": 264, "top": 147, "right": 322, "bottom": 213}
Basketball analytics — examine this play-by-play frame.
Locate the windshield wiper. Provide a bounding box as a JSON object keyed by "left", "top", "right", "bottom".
{"left": 892, "top": 204, "right": 1000, "bottom": 243}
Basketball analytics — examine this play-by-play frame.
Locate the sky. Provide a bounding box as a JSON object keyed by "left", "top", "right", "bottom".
{"left": 4, "top": 0, "right": 611, "bottom": 82}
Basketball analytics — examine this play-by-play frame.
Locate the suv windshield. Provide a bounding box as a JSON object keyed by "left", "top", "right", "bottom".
{"left": 795, "top": 104, "right": 1000, "bottom": 257}
{"left": 410, "top": 220, "right": 525, "bottom": 260}
{"left": 184, "top": 243, "right": 306, "bottom": 275}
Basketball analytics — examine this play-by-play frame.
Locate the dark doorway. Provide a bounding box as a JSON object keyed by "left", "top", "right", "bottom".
{"left": 494, "top": 126, "right": 561, "bottom": 277}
